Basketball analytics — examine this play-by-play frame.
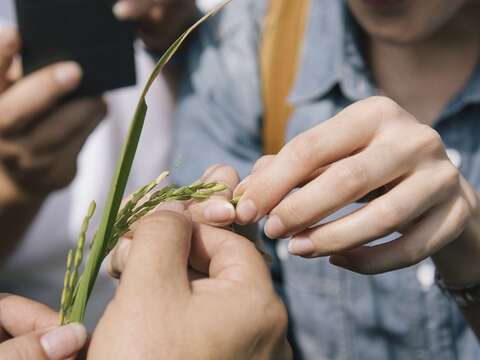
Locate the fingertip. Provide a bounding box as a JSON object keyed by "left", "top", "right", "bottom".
{"left": 233, "top": 176, "right": 250, "bottom": 197}
{"left": 235, "top": 198, "right": 258, "bottom": 225}
{"left": 201, "top": 164, "right": 240, "bottom": 188}
{"left": 287, "top": 237, "right": 315, "bottom": 257}
{"left": 40, "top": 323, "right": 87, "bottom": 360}
{"left": 0, "top": 27, "right": 20, "bottom": 54}
{"left": 52, "top": 61, "right": 82, "bottom": 92}
{"left": 113, "top": 1, "right": 132, "bottom": 19}
{"left": 113, "top": 0, "right": 148, "bottom": 20}
{"left": 203, "top": 200, "right": 235, "bottom": 224}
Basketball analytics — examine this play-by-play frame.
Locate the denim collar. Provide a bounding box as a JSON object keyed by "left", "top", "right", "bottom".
{"left": 289, "top": 0, "right": 376, "bottom": 106}
{"left": 289, "top": 0, "right": 480, "bottom": 113}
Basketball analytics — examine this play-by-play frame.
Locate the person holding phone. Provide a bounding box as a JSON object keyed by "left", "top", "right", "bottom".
{"left": 0, "top": 207, "right": 291, "bottom": 360}
{"left": 0, "top": 0, "right": 200, "bottom": 327}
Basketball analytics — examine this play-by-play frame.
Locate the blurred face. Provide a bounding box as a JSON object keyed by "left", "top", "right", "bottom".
{"left": 347, "top": 0, "right": 475, "bottom": 45}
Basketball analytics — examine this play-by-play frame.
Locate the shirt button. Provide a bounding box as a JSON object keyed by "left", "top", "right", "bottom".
{"left": 417, "top": 263, "right": 435, "bottom": 291}
{"left": 446, "top": 148, "right": 462, "bottom": 168}
{"left": 276, "top": 240, "right": 289, "bottom": 261}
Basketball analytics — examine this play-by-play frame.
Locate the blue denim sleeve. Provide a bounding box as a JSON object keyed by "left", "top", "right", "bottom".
{"left": 170, "top": 0, "right": 267, "bottom": 185}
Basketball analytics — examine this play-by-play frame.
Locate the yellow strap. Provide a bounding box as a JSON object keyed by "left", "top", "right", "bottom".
{"left": 261, "top": 0, "right": 311, "bottom": 155}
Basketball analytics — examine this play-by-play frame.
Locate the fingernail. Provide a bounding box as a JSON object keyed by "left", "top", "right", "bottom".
{"left": 204, "top": 201, "right": 235, "bottom": 223}
{"left": 288, "top": 237, "right": 315, "bottom": 257}
{"left": 53, "top": 62, "right": 82, "bottom": 91}
{"left": 236, "top": 199, "right": 257, "bottom": 224}
{"left": 40, "top": 323, "right": 87, "bottom": 360}
{"left": 264, "top": 215, "right": 287, "bottom": 239}
{"left": 113, "top": 1, "right": 132, "bottom": 19}
{"left": 329, "top": 255, "right": 351, "bottom": 268}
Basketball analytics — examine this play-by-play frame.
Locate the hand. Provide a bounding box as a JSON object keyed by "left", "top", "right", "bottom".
{"left": 0, "top": 28, "right": 107, "bottom": 204}
{"left": 234, "top": 96, "right": 478, "bottom": 275}
{"left": 0, "top": 294, "right": 87, "bottom": 360}
{"left": 113, "top": 0, "right": 198, "bottom": 53}
{"left": 91, "top": 205, "right": 291, "bottom": 360}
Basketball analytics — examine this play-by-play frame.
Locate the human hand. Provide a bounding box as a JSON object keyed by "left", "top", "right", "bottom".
{"left": 0, "top": 294, "right": 87, "bottom": 360}
{"left": 113, "top": 0, "right": 198, "bottom": 53}
{"left": 0, "top": 28, "right": 107, "bottom": 205}
{"left": 92, "top": 205, "right": 291, "bottom": 360}
{"left": 234, "top": 96, "right": 477, "bottom": 275}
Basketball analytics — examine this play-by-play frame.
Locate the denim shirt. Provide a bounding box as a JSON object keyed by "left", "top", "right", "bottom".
{"left": 171, "top": 0, "right": 480, "bottom": 358}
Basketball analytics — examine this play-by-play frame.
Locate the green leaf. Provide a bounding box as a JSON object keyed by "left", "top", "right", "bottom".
{"left": 67, "top": 0, "right": 232, "bottom": 323}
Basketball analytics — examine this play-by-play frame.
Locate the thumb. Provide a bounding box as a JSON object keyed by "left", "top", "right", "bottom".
{"left": 0, "top": 323, "right": 87, "bottom": 360}
{"left": 188, "top": 164, "right": 240, "bottom": 226}
{"left": 119, "top": 208, "right": 193, "bottom": 301}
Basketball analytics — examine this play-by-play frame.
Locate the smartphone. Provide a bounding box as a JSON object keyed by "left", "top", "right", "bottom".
{"left": 14, "top": 0, "right": 137, "bottom": 97}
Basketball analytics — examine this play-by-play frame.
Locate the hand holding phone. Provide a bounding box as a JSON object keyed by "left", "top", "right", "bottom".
{"left": 15, "top": 0, "right": 137, "bottom": 97}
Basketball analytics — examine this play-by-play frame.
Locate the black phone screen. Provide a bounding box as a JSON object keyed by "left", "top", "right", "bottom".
{"left": 15, "top": 0, "right": 137, "bottom": 97}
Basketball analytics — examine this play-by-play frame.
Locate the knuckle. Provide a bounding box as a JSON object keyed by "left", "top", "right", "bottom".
{"left": 414, "top": 125, "right": 444, "bottom": 155}
{"left": 332, "top": 161, "right": 368, "bottom": 198}
{"left": 375, "top": 199, "right": 403, "bottom": 234}
{"left": 140, "top": 210, "right": 190, "bottom": 232}
{"left": 259, "top": 294, "right": 289, "bottom": 335}
{"left": 365, "top": 96, "right": 403, "bottom": 122}
{"left": 440, "top": 162, "right": 461, "bottom": 191}
{"left": 287, "top": 131, "right": 319, "bottom": 166}
{"left": 279, "top": 199, "right": 307, "bottom": 229}
{"left": 202, "top": 163, "right": 239, "bottom": 184}
{"left": 315, "top": 229, "right": 345, "bottom": 254}
{"left": 454, "top": 198, "right": 472, "bottom": 226}
{"left": 252, "top": 155, "right": 274, "bottom": 173}
{"left": 7, "top": 337, "right": 39, "bottom": 360}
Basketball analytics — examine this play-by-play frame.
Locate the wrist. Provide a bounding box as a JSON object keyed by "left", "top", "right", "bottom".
{"left": 432, "top": 192, "right": 480, "bottom": 285}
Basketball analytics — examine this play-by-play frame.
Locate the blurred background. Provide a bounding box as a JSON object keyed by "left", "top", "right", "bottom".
{"left": 0, "top": 0, "right": 223, "bottom": 22}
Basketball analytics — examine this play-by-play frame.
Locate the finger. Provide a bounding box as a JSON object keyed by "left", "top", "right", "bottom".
{"left": 288, "top": 163, "right": 457, "bottom": 257}
{"left": 12, "top": 101, "right": 105, "bottom": 191}
{"left": 188, "top": 164, "right": 239, "bottom": 226}
{"left": 234, "top": 99, "right": 385, "bottom": 224}
{"left": 329, "top": 196, "right": 470, "bottom": 274}
{"left": 16, "top": 98, "right": 107, "bottom": 153}
{"left": 108, "top": 201, "right": 187, "bottom": 278}
{"left": 189, "top": 223, "right": 271, "bottom": 288}
{"left": 264, "top": 140, "right": 412, "bottom": 239}
{"left": 118, "top": 209, "right": 193, "bottom": 300}
{"left": 0, "top": 323, "right": 87, "bottom": 360}
{"left": 0, "top": 62, "right": 82, "bottom": 133}
{"left": 252, "top": 155, "right": 275, "bottom": 174}
{"left": 233, "top": 156, "right": 274, "bottom": 197}
{"left": 113, "top": 0, "right": 154, "bottom": 20}
{"left": 0, "top": 28, "right": 20, "bottom": 92}
{"left": 0, "top": 294, "right": 57, "bottom": 336}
